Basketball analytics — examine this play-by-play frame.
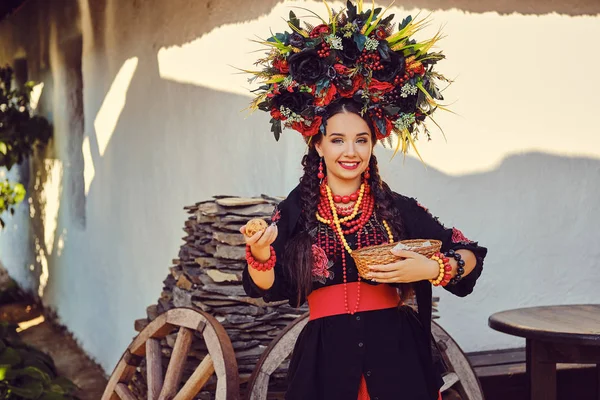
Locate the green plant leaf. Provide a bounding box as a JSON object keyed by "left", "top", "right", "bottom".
{"left": 8, "top": 381, "right": 44, "bottom": 399}
{"left": 17, "top": 348, "right": 56, "bottom": 378}
{"left": 50, "top": 377, "right": 78, "bottom": 393}
{"left": 13, "top": 184, "right": 26, "bottom": 204}
{"left": 0, "top": 364, "right": 10, "bottom": 381}
{"left": 6, "top": 367, "right": 51, "bottom": 385}
{"left": 0, "top": 142, "right": 7, "bottom": 155}
{"left": 0, "top": 348, "right": 22, "bottom": 367}
{"left": 40, "top": 393, "right": 69, "bottom": 400}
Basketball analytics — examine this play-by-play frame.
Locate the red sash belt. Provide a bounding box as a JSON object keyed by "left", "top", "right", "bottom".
{"left": 308, "top": 282, "right": 401, "bottom": 321}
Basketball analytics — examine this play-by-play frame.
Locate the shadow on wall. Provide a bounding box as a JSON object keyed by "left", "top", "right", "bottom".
{"left": 380, "top": 150, "right": 600, "bottom": 256}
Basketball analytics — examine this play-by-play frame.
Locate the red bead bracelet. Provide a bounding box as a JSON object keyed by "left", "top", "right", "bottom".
{"left": 430, "top": 252, "right": 453, "bottom": 287}
{"left": 246, "top": 245, "right": 276, "bottom": 271}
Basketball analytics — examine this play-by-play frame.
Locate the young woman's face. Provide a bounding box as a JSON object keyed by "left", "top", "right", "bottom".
{"left": 315, "top": 112, "right": 373, "bottom": 185}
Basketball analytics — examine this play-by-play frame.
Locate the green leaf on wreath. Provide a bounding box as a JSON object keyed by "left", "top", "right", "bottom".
{"left": 289, "top": 11, "right": 300, "bottom": 29}
{"left": 270, "top": 118, "right": 282, "bottom": 141}
{"left": 353, "top": 33, "right": 367, "bottom": 52}
{"left": 399, "top": 15, "right": 412, "bottom": 30}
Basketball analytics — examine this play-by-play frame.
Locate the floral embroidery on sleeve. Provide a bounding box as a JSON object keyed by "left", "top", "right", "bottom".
{"left": 311, "top": 244, "right": 335, "bottom": 284}
{"left": 451, "top": 227, "right": 473, "bottom": 244}
{"left": 270, "top": 205, "right": 281, "bottom": 225}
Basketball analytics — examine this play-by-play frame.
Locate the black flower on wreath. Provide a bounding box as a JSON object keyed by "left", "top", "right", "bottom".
{"left": 289, "top": 32, "right": 306, "bottom": 49}
{"left": 288, "top": 49, "right": 328, "bottom": 85}
{"left": 395, "top": 94, "right": 418, "bottom": 113}
{"left": 340, "top": 38, "right": 361, "bottom": 66}
{"left": 272, "top": 91, "right": 314, "bottom": 114}
{"left": 373, "top": 50, "right": 406, "bottom": 82}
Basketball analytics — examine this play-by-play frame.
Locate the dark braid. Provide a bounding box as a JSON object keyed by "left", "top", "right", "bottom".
{"left": 282, "top": 147, "right": 322, "bottom": 307}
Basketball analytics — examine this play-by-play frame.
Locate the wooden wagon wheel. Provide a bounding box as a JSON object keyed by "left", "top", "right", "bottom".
{"left": 245, "top": 313, "right": 484, "bottom": 400}
{"left": 246, "top": 312, "right": 310, "bottom": 399}
{"left": 102, "top": 307, "right": 240, "bottom": 400}
{"left": 431, "top": 322, "right": 484, "bottom": 400}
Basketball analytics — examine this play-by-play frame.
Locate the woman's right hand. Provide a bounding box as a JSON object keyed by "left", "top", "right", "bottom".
{"left": 240, "top": 224, "right": 278, "bottom": 252}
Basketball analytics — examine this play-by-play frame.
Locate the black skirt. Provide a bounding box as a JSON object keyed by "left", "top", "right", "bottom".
{"left": 285, "top": 305, "right": 444, "bottom": 400}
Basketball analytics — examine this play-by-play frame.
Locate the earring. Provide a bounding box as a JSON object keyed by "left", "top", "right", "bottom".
{"left": 317, "top": 157, "right": 325, "bottom": 180}
{"left": 364, "top": 166, "right": 371, "bottom": 180}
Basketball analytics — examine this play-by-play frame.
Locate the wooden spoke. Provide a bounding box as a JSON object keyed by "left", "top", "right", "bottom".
{"left": 440, "top": 372, "right": 459, "bottom": 392}
{"left": 115, "top": 383, "right": 136, "bottom": 400}
{"left": 102, "top": 353, "right": 137, "bottom": 400}
{"left": 102, "top": 308, "right": 239, "bottom": 400}
{"left": 146, "top": 338, "right": 163, "bottom": 400}
{"left": 159, "top": 327, "right": 194, "bottom": 399}
{"left": 173, "top": 354, "right": 215, "bottom": 400}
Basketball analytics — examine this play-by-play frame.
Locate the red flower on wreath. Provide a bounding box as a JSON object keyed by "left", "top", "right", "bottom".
{"left": 336, "top": 75, "right": 363, "bottom": 98}
{"left": 292, "top": 116, "right": 322, "bottom": 137}
{"left": 373, "top": 117, "right": 393, "bottom": 139}
{"left": 310, "top": 24, "right": 331, "bottom": 38}
{"left": 368, "top": 79, "right": 395, "bottom": 94}
{"left": 273, "top": 58, "right": 289, "bottom": 74}
{"left": 270, "top": 108, "right": 285, "bottom": 121}
{"left": 314, "top": 84, "right": 337, "bottom": 106}
{"left": 333, "top": 63, "right": 350, "bottom": 75}
{"left": 375, "top": 27, "right": 388, "bottom": 40}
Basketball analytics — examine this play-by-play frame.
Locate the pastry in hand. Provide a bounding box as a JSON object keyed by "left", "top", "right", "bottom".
{"left": 244, "top": 218, "right": 268, "bottom": 238}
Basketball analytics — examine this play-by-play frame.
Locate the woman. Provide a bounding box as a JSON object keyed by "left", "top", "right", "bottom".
{"left": 242, "top": 99, "right": 486, "bottom": 400}
{"left": 241, "top": 3, "right": 487, "bottom": 399}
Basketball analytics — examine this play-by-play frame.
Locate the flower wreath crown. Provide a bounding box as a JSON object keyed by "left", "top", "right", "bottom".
{"left": 244, "top": 0, "right": 452, "bottom": 160}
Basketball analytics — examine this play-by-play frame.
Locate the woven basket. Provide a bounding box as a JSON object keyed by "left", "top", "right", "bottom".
{"left": 351, "top": 239, "right": 442, "bottom": 280}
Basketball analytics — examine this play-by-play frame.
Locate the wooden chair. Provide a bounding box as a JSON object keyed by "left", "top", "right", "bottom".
{"left": 246, "top": 312, "right": 484, "bottom": 400}
{"left": 102, "top": 308, "right": 240, "bottom": 400}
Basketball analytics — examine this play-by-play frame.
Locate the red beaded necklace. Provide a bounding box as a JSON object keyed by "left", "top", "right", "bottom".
{"left": 319, "top": 177, "right": 361, "bottom": 204}
{"left": 315, "top": 180, "right": 392, "bottom": 315}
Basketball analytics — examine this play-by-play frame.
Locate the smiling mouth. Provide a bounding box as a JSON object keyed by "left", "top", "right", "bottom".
{"left": 339, "top": 161, "right": 360, "bottom": 170}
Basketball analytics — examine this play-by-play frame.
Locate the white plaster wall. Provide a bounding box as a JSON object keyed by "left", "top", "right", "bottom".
{"left": 0, "top": 0, "right": 599, "bottom": 371}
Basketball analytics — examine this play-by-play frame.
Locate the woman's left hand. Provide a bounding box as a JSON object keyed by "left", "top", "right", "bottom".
{"left": 366, "top": 249, "right": 438, "bottom": 283}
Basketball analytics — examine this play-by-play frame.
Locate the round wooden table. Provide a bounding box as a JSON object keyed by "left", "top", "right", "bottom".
{"left": 489, "top": 304, "right": 600, "bottom": 400}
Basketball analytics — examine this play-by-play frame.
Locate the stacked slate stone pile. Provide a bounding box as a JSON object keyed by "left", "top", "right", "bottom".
{"left": 131, "top": 196, "right": 306, "bottom": 398}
